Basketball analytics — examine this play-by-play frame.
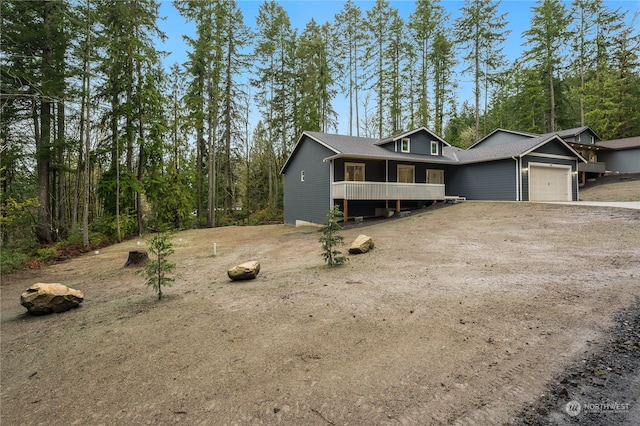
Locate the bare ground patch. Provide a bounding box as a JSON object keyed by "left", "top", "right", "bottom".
{"left": 580, "top": 174, "right": 640, "bottom": 201}
{"left": 2, "top": 202, "right": 640, "bottom": 425}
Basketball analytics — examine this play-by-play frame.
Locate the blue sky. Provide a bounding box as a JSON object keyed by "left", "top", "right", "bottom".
{"left": 155, "top": 0, "right": 639, "bottom": 134}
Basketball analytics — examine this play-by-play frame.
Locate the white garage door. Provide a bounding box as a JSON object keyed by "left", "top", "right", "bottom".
{"left": 529, "top": 163, "right": 571, "bottom": 201}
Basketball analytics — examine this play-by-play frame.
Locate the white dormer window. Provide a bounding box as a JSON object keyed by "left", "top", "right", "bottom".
{"left": 300, "top": 170, "right": 305, "bottom": 182}
{"left": 430, "top": 141, "right": 439, "bottom": 155}
{"left": 401, "top": 138, "right": 410, "bottom": 153}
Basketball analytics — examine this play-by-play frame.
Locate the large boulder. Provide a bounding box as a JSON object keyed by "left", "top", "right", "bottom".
{"left": 20, "top": 283, "right": 84, "bottom": 316}
{"left": 349, "top": 234, "right": 374, "bottom": 254}
{"left": 228, "top": 261, "right": 260, "bottom": 281}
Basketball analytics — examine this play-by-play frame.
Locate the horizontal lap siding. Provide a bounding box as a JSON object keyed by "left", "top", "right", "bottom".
{"left": 598, "top": 150, "right": 640, "bottom": 173}
{"left": 283, "top": 138, "right": 334, "bottom": 225}
{"left": 405, "top": 132, "right": 435, "bottom": 155}
{"left": 447, "top": 160, "right": 517, "bottom": 200}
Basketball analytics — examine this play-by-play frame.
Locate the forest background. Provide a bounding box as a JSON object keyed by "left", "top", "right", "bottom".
{"left": 1, "top": 0, "right": 639, "bottom": 273}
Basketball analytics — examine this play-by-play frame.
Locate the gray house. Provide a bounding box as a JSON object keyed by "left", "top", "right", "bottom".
{"left": 281, "top": 127, "right": 586, "bottom": 225}
{"left": 473, "top": 126, "right": 640, "bottom": 180}
{"left": 596, "top": 136, "right": 640, "bottom": 173}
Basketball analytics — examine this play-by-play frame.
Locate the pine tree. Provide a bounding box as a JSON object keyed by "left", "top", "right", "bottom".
{"left": 1, "top": 0, "right": 71, "bottom": 243}
{"left": 364, "top": 0, "right": 401, "bottom": 139}
{"left": 522, "top": 0, "right": 572, "bottom": 132}
{"left": 409, "top": 0, "right": 446, "bottom": 129}
{"left": 295, "top": 19, "right": 337, "bottom": 134}
{"left": 140, "top": 231, "right": 176, "bottom": 300}
{"left": 431, "top": 32, "right": 456, "bottom": 136}
{"left": 96, "top": 0, "right": 165, "bottom": 238}
{"left": 254, "top": 0, "right": 296, "bottom": 211}
{"left": 333, "top": 0, "right": 367, "bottom": 136}
{"left": 319, "top": 206, "right": 348, "bottom": 267}
{"left": 455, "top": 0, "right": 509, "bottom": 140}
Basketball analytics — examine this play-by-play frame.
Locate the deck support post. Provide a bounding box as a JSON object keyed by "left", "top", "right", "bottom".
{"left": 343, "top": 199, "right": 348, "bottom": 223}
{"left": 396, "top": 199, "right": 401, "bottom": 212}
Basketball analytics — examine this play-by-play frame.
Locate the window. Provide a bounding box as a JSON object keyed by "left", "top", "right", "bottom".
{"left": 401, "top": 138, "right": 410, "bottom": 153}
{"left": 345, "top": 162, "right": 365, "bottom": 181}
{"left": 300, "top": 170, "right": 305, "bottom": 182}
{"left": 397, "top": 165, "right": 415, "bottom": 183}
{"left": 427, "top": 169, "right": 444, "bottom": 184}
{"left": 430, "top": 141, "right": 439, "bottom": 156}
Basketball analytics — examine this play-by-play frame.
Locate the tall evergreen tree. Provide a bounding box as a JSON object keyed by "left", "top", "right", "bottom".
{"left": 585, "top": 14, "right": 640, "bottom": 138}
{"left": 333, "top": 0, "right": 367, "bottom": 136}
{"left": 1, "top": 0, "right": 70, "bottom": 243}
{"left": 408, "top": 0, "right": 446, "bottom": 130}
{"left": 431, "top": 32, "right": 456, "bottom": 136}
{"left": 455, "top": 0, "right": 509, "bottom": 140}
{"left": 364, "top": 0, "right": 402, "bottom": 138}
{"left": 217, "top": 0, "right": 252, "bottom": 215}
{"left": 96, "top": 0, "right": 165, "bottom": 238}
{"left": 522, "top": 0, "right": 571, "bottom": 132}
{"left": 570, "top": 0, "right": 601, "bottom": 126}
{"left": 253, "top": 0, "right": 295, "bottom": 211}
{"left": 295, "top": 19, "right": 337, "bottom": 134}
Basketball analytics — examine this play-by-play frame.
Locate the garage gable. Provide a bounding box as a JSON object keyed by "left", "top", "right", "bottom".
{"left": 525, "top": 136, "right": 585, "bottom": 160}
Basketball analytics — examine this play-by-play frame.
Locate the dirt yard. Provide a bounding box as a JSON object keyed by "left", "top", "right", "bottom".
{"left": 2, "top": 202, "right": 640, "bottom": 425}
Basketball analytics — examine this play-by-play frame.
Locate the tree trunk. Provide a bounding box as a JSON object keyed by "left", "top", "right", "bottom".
{"left": 548, "top": 64, "right": 555, "bottom": 132}
{"left": 36, "top": 2, "right": 54, "bottom": 243}
{"left": 124, "top": 250, "right": 148, "bottom": 267}
{"left": 82, "top": 1, "right": 91, "bottom": 248}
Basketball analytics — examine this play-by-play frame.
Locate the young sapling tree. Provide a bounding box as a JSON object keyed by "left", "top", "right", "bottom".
{"left": 140, "top": 230, "right": 176, "bottom": 300}
{"left": 319, "top": 205, "right": 348, "bottom": 267}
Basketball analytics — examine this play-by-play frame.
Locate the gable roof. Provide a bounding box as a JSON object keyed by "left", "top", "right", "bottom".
{"left": 597, "top": 136, "right": 640, "bottom": 150}
{"left": 552, "top": 126, "right": 601, "bottom": 141}
{"left": 469, "top": 126, "right": 602, "bottom": 149}
{"left": 468, "top": 128, "right": 538, "bottom": 149}
{"left": 281, "top": 130, "right": 458, "bottom": 174}
{"left": 281, "top": 130, "right": 586, "bottom": 174}
{"left": 376, "top": 127, "right": 451, "bottom": 147}
{"left": 448, "top": 134, "right": 587, "bottom": 164}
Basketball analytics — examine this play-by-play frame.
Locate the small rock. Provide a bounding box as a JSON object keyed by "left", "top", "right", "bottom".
{"left": 228, "top": 261, "right": 260, "bottom": 281}
{"left": 348, "top": 235, "right": 374, "bottom": 254}
{"left": 20, "top": 283, "right": 84, "bottom": 315}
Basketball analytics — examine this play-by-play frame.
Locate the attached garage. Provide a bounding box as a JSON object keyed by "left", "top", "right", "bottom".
{"left": 528, "top": 163, "right": 572, "bottom": 201}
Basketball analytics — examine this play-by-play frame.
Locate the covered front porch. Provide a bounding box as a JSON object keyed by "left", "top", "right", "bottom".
{"left": 333, "top": 181, "right": 445, "bottom": 221}
{"left": 328, "top": 157, "right": 448, "bottom": 221}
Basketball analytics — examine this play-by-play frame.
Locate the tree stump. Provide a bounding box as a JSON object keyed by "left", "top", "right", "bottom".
{"left": 124, "top": 250, "right": 148, "bottom": 267}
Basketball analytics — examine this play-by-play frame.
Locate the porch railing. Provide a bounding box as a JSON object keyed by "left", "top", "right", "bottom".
{"left": 332, "top": 181, "right": 445, "bottom": 200}
{"left": 577, "top": 161, "right": 606, "bottom": 173}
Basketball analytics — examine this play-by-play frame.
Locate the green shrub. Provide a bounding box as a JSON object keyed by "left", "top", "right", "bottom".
{"left": 35, "top": 247, "right": 58, "bottom": 263}
{"left": 92, "top": 213, "right": 137, "bottom": 241}
{"left": 249, "top": 207, "right": 283, "bottom": 225}
{"left": 0, "top": 249, "right": 29, "bottom": 274}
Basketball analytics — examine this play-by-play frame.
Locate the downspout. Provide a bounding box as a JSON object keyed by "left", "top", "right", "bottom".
{"left": 575, "top": 159, "right": 579, "bottom": 201}
{"left": 328, "top": 159, "right": 334, "bottom": 209}
{"left": 512, "top": 156, "right": 520, "bottom": 201}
